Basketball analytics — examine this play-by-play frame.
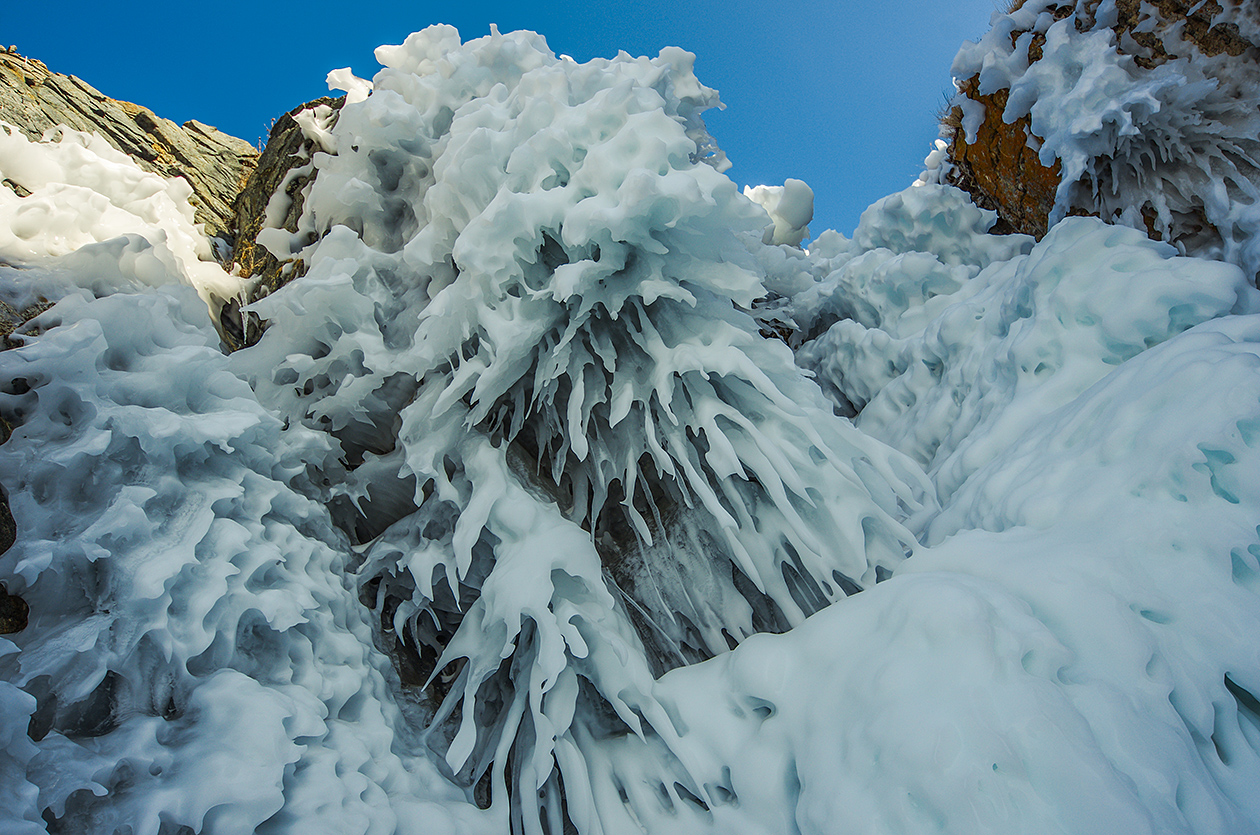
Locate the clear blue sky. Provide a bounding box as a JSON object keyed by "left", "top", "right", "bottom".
{"left": 4, "top": 1, "right": 1000, "bottom": 236}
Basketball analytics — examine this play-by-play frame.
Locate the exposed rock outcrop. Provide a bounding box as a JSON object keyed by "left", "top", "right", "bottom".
{"left": 944, "top": 80, "right": 1063, "bottom": 238}
{"left": 0, "top": 585, "right": 25, "bottom": 634}
{"left": 0, "top": 49, "right": 259, "bottom": 243}
{"left": 0, "top": 297, "right": 51, "bottom": 349}
{"left": 941, "top": 0, "right": 1260, "bottom": 281}
{"left": 221, "top": 96, "right": 343, "bottom": 349}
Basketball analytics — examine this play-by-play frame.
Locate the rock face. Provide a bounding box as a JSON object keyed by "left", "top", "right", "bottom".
{"left": 0, "top": 584, "right": 25, "bottom": 634}
{"left": 222, "top": 96, "right": 342, "bottom": 349}
{"left": 0, "top": 416, "right": 24, "bottom": 635}
{"left": 0, "top": 49, "right": 258, "bottom": 243}
{"left": 0, "top": 297, "right": 51, "bottom": 349}
{"left": 941, "top": 0, "right": 1260, "bottom": 281}
{"left": 944, "top": 80, "right": 1063, "bottom": 238}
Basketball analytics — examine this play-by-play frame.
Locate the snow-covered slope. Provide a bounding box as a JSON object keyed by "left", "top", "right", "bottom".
{"left": 1, "top": 21, "right": 1258, "bottom": 835}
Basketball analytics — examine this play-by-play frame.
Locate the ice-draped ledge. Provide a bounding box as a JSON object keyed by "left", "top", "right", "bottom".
{"left": 0, "top": 22, "right": 1258, "bottom": 835}
{"left": 0, "top": 123, "right": 245, "bottom": 308}
{"left": 941, "top": 0, "right": 1260, "bottom": 280}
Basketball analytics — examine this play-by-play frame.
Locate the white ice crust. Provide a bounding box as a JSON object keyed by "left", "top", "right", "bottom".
{"left": 326, "top": 67, "right": 374, "bottom": 105}
{"left": 1, "top": 21, "right": 1259, "bottom": 835}
{"left": 0, "top": 122, "right": 244, "bottom": 308}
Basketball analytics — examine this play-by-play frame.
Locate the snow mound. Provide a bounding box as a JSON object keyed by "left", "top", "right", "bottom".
{"left": 663, "top": 311, "right": 1260, "bottom": 832}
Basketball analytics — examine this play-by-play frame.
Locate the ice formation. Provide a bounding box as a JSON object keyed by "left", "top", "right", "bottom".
{"left": 744, "top": 179, "right": 813, "bottom": 246}
{"left": 235, "top": 27, "right": 931, "bottom": 829}
{"left": 1, "top": 20, "right": 1259, "bottom": 835}
{"left": 0, "top": 123, "right": 244, "bottom": 307}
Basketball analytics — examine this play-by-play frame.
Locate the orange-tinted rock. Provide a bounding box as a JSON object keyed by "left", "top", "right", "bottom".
{"left": 946, "top": 80, "right": 1063, "bottom": 238}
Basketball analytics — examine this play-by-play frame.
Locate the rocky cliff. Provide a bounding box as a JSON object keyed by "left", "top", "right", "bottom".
{"left": 0, "top": 48, "right": 258, "bottom": 244}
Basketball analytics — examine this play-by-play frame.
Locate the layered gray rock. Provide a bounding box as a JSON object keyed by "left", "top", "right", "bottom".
{"left": 0, "top": 48, "right": 259, "bottom": 243}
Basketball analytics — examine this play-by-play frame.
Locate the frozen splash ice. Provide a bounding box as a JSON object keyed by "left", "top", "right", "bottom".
{"left": 234, "top": 24, "right": 932, "bottom": 831}
{"left": 793, "top": 187, "right": 1258, "bottom": 509}
{"left": 0, "top": 23, "right": 933, "bottom": 835}
{"left": 0, "top": 281, "right": 490, "bottom": 834}
{"left": 1, "top": 20, "right": 1259, "bottom": 835}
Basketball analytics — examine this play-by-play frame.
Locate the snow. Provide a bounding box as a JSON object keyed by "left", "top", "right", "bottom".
{"left": 1, "top": 20, "right": 1259, "bottom": 835}
{"left": 0, "top": 122, "right": 245, "bottom": 308}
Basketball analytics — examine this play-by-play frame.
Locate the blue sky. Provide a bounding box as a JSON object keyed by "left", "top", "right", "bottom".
{"left": 5, "top": 1, "right": 999, "bottom": 236}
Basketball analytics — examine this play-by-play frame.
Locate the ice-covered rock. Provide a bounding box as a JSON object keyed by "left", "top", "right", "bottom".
{"left": 941, "top": 0, "right": 1260, "bottom": 282}
{"left": 1, "top": 18, "right": 1259, "bottom": 835}
{"left": 234, "top": 24, "right": 933, "bottom": 828}
{"left": 0, "top": 122, "right": 246, "bottom": 315}
{"left": 224, "top": 94, "right": 344, "bottom": 349}
{"left": 0, "top": 276, "right": 491, "bottom": 835}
